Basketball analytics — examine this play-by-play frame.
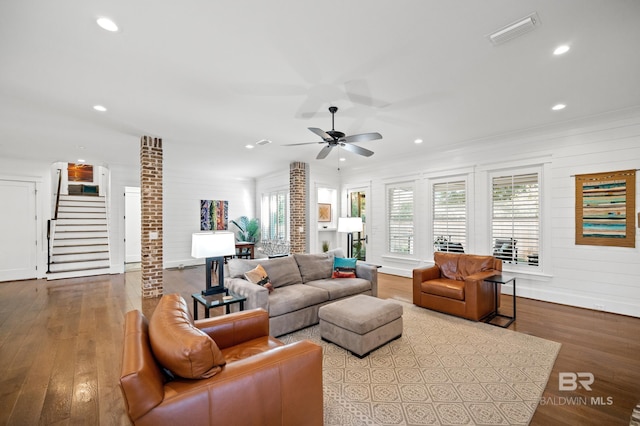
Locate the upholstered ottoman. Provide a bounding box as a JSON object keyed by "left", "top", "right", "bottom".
{"left": 318, "top": 294, "right": 403, "bottom": 358}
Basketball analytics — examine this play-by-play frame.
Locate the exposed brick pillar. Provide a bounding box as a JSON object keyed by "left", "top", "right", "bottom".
{"left": 289, "top": 161, "right": 308, "bottom": 254}
{"left": 140, "top": 136, "right": 163, "bottom": 298}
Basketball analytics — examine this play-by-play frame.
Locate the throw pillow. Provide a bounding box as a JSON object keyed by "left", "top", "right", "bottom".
{"left": 332, "top": 257, "right": 357, "bottom": 279}
{"left": 149, "top": 293, "right": 226, "bottom": 379}
{"left": 244, "top": 264, "right": 274, "bottom": 293}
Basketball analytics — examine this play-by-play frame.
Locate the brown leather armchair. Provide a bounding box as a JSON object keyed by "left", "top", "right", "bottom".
{"left": 413, "top": 252, "right": 502, "bottom": 321}
{"left": 120, "top": 299, "right": 323, "bottom": 426}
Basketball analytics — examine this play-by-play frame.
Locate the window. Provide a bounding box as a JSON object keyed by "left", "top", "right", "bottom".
{"left": 261, "top": 190, "right": 289, "bottom": 241}
{"left": 387, "top": 184, "right": 414, "bottom": 254}
{"left": 491, "top": 172, "right": 540, "bottom": 266}
{"left": 433, "top": 180, "right": 467, "bottom": 253}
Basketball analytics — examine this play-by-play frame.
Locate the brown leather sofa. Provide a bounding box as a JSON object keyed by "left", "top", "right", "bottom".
{"left": 120, "top": 295, "right": 323, "bottom": 426}
{"left": 413, "top": 252, "right": 502, "bottom": 321}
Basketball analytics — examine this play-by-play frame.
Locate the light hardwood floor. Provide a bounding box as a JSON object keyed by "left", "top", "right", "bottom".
{"left": 0, "top": 268, "right": 638, "bottom": 425}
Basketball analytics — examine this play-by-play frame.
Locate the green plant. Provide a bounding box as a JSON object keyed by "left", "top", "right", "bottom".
{"left": 322, "top": 240, "right": 330, "bottom": 252}
{"left": 230, "top": 216, "right": 260, "bottom": 242}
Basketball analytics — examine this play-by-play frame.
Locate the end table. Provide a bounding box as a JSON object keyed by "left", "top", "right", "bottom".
{"left": 483, "top": 274, "right": 516, "bottom": 328}
{"left": 191, "top": 290, "right": 246, "bottom": 320}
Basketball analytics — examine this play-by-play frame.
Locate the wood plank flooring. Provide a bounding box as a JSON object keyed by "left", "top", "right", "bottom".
{"left": 0, "top": 268, "right": 638, "bottom": 425}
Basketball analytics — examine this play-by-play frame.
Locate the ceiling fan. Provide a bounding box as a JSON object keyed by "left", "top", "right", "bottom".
{"left": 284, "top": 106, "right": 382, "bottom": 159}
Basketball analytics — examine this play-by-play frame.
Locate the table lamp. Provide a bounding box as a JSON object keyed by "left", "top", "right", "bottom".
{"left": 191, "top": 231, "right": 236, "bottom": 295}
{"left": 337, "top": 217, "right": 363, "bottom": 258}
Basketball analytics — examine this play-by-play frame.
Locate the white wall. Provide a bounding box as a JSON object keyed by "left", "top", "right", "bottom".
{"left": 339, "top": 110, "right": 640, "bottom": 318}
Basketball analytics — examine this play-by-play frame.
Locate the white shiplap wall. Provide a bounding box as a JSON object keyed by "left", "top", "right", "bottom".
{"left": 336, "top": 110, "right": 640, "bottom": 317}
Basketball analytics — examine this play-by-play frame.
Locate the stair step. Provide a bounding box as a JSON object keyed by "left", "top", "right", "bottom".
{"left": 59, "top": 195, "right": 105, "bottom": 202}
{"left": 58, "top": 206, "right": 106, "bottom": 213}
{"left": 49, "top": 259, "right": 110, "bottom": 272}
{"left": 55, "top": 224, "right": 108, "bottom": 232}
{"left": 53, "top": 237, "right": 109, "bottom": 246}
{"left": 51, "top": 252, "right": 110, "bottom": 262}
{"left": 52, "top": 245, "right": 109, "bottom": 254}
{"left": 56, "top": 212, "right": 107, "bottom": 219}
{"left": 55, "top": 218, "right": 107, "bottom": 225}
{"left": 46, "top": 268, "right": 111, "bottom": 280}
{"left": 54, "top": 231, "right": 108, "bottom": 239}
{"left": 59, "top": 200, "right": 106, "bottom": 207}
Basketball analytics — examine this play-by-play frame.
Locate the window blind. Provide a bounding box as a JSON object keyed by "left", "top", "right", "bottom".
{"left": 261, "top": 190, "right": 289, "bottom": 241}
{"left": 388, "top": 185, "right": 414, "bottom": 254}
{"left": 433, "top": 180, "right": 467, "bottom": 253}
{"left": 491, "top": 172, "right": 539, "bottom": 265}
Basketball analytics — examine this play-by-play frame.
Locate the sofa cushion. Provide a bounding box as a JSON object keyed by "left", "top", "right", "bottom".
{"left": 228, "top": 256, "right": 303, "bottom": 288}
{"left": 434, "top": 252, "right": 460, "bottom": 280}
{"left": 294, "top": 253, "right": 334, "bottom": 283}
{"left": 149, "top": 294, "right": 226, "bottom": 379}
{"left": 244, "top": 264, "right": 274, "bottom": 293}
{"left": 268, "top": 284, "right": 329, "bottom": 317}
{"left": 422, "top": 278, "right": 465, "bottom": 301}
{"left": 306, "top": 278, "right": 371, "bottom": 300}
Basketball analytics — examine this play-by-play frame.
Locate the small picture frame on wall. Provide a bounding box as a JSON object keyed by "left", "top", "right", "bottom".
{"left": 318, "top": 203, "right": 331, "bottom": 222}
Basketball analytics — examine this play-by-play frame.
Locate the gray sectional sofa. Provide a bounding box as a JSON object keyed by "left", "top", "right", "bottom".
{"left": 224, "top": 249, "right": 378, "bottom": 337}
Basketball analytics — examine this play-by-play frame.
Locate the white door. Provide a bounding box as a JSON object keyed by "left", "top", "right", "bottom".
{"left": 124, "top": 187, "right": 141, "bottom": 263}
{"left": 0, "top": 180, "right": 37, "bottom": 281}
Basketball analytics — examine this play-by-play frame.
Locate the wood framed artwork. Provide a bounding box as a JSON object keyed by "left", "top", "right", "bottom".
{"left": 200, "top": 200, "right": 228, "bottom": 230}
{"left": 575, "top": 169, "right": 636, "bottom": 248}
{"left": 68, "top": 163, "right": 93, "bottom": 182}
{"left": 318, "top": 203, "right": 331, "bottom": 222}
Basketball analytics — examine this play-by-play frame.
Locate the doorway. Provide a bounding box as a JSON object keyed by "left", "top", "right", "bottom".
{"left": 124, "top": 187, "right": 141, "bottom": 265}
{"left": 347, "top": 188, "right": 367, "bottom": 261}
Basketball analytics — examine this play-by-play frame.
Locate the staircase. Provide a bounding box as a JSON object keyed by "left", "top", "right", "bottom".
{"left": 47, "top": 195, "right": 111, "bottom": 280}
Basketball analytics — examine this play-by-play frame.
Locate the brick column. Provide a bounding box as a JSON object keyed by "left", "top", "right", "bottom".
{"left": 289, "top": 161, "right": 308, "bottom": 254}
{"left": 140, "top": 136, "right": 163, "bottom": 298}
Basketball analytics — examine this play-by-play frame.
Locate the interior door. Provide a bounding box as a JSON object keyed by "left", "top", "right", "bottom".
{"left": 347, "top": 189, "right": 367, "bottom": 261}
{"left": 0, "top": 179, "right": 37, "bottom": 281}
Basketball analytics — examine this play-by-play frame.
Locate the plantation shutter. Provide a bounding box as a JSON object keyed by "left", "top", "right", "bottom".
{"left": 261, "top": 190, "right": 289, "bottom": 240}
{"left": 433, "top": 181, "right": 467, "bottom": 253}
{"left": 388, "top": 184, "right": 414, "bottom": 254}
{"left": 491, "top": 172, "right": 540, "bottom": 266}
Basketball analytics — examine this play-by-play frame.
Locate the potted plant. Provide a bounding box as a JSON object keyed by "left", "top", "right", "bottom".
{"left": 322, "top": 241, "right": 330, "bottom": 252}
{"left": 231, "top": 216, "right": 260, "bottom": 242}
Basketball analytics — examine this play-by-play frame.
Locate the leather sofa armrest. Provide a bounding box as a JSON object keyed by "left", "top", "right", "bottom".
{"left": 355, "top": 262, "right": 378, "bottom": 296}
{"left": 463, "top": 270, "right": 502, "bottom": 320}
{"left": 144, "top": 340, "right": 324, "bottom": 426}
{"left": 465, "top": 270, "right": 500, "bottom": 283}
{"left": 195, "top": 308, "right": 269, "bottom": 349}
{"left": 413, "top": 265, "right": 440, "bottom": 303}
{"left": 225, "top": 277, "right": 269, "bottom": 312}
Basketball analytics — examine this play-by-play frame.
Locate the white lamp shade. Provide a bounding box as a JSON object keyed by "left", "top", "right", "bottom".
{"left": 337, "top": 217, "right": 363, "bottom": 233}
{"left": 191, "top": 231, "right": 236, "bottom": 258}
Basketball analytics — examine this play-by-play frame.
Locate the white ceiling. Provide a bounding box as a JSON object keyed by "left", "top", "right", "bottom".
{"left": 1, "top": 0, "right": 639, "bottom": 178}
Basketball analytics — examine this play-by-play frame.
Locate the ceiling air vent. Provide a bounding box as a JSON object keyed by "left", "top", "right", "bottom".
{"left": 487, "top": 12, "right": 541, "bottom": 46}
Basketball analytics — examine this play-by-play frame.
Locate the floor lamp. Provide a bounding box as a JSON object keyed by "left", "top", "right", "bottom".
{"left": 191, "top": 231, "right": 236, "bottom": 295}
{"left": 337, "top": 217, "right": 363, "bottom": 258}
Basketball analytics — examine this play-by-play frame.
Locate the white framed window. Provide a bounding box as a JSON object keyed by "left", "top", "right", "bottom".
{"left": 433, "top": 180, "right": 467, "bottom": 253}
{"left": 387, "top": 183, "right": 414, "bottom": 254}
{"left": 261, "top": 190, "right": 289, "bottom": 241}
{"left": 491, "top": 170, "right": 540, "bottom": 267}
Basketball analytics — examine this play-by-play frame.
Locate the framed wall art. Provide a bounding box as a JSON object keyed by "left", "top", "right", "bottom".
{"left": 575, "top": 169, "right": 636, "bottom": 248}
{"left": 318, "top": 203, "right": 331, "bottom": 222}
{"left": 200, "top": 199, "right": 228, "bottom": 230}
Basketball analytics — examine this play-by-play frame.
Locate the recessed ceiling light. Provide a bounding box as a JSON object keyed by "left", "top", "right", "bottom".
{"left": 93, "top": 105, "right": 107, "bottom": 112}
{"left": 339, "top": 157, "right": 346, "bottom": 162}
{"left": 552, "top": 104, "right": 566, "bottom": 111}
{"left": 553, "top": 45, "right": 570, "bottom": 55}
{"left": 97, "top": 17, "right": 119, "bottom": 32}
{"left": 414, "top": 138, "right": 423, "bottom": 144}
{"left": 77, "top": 159, "right": 86, "bottom": 163}
{"left": 245, "top": 144, "right": 255, "bottom": 149}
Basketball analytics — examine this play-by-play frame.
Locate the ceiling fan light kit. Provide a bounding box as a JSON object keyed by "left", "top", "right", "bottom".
{"left": 284, "top": 106, "right": 382, "bottom": 160}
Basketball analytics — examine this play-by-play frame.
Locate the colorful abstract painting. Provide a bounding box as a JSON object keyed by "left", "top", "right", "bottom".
{"left": 200, "top": 200, "right": 228, "bottom": 230}
{"left": 575, "top": 170, "right": 636, "bottom": 248}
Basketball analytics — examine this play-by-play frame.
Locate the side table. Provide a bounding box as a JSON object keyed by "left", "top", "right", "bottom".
{"left": 191, "top": 290, "right": 246, "bottom": 320}
{"left": 483, "top": 274, "right": 516, "bottom": 328}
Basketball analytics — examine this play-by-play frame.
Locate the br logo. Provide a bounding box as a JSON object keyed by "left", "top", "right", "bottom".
{"left": 559, "top": 372, "right": 594, "bottom": 391}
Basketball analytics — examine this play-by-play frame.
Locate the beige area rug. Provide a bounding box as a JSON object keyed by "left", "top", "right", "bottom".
{"left": 281, "top": 300, "right": 561, "bottom": 426}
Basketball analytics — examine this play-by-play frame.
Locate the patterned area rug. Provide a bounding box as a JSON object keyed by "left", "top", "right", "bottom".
{"left": 281, "top": 300, "right": 561, "bottom": 426}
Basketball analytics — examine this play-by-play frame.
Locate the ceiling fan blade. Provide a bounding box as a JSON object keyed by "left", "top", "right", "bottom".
{"left": 316, "top": 145, "right": 334, "bottom": 159}
{"left": 343, "top": 132, "right": 382, "bottom": 143}
{"left": 308, "top": 127, "right": 332, "bottom": 141}
{"left": 282, "top": 141, "right": 325, "bottom": 146}
{"left": 340, "top": 143, "right": 374, "bottom": 157}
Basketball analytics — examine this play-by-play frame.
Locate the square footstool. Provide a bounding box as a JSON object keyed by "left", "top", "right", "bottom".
{"left": 318, "top": 294, "right": 403, "bottom": 358}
